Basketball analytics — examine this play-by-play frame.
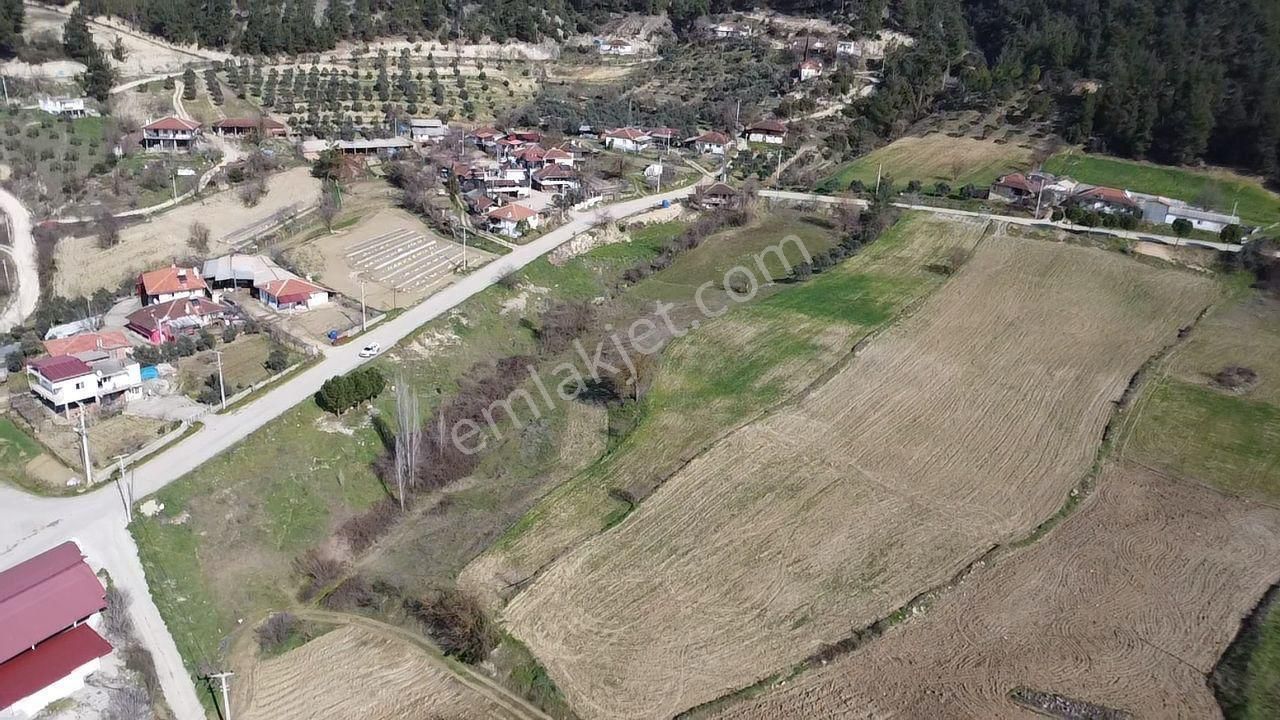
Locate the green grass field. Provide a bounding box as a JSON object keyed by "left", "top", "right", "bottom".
{"left": 0, "top": 416, "right": 41, "bottom": 485}
{"left": 818, "top": 134, "right": 1035, "bottom": 194}
{"left": 1044, "top": 151, "right": 1280, "bottom": 226}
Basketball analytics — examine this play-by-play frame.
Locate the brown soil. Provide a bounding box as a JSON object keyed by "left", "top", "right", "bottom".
{"left": 711, "top": 464, "right": 1280, "bottom": 719}
{"left": 504, "top": 237, "right": 1216, "bottom": 719}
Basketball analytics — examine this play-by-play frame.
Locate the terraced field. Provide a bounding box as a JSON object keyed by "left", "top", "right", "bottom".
{"left": 503, "top": 234, "right": 1216, "bottom": 718}
{"left": 711, "top": 463, "right": 1280, "bottom": 719}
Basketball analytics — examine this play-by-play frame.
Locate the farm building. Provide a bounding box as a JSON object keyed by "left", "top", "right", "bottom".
{"left": 745, "top": 120, "right": 787, "bottom": 145}
{"left": 1130, "top": 193, "right": 1243, "bottom": 233}
{"left": 488, "top": 203, "right": 541, "bottom": 238}
{"left": 43, "top": 330, "right": 133, "bottom": 362}
{"left": 141, "top": 116, "right": 201, "bottom": 152}
{"left": 137, "top": 265, "right": 209, "bottom": 306}
{"left": 211, "top": 117, "right": 287, "bottom": 137}
{"left": 126, "top": 297, "right": 228, "bottom": 344}
{"left": 202, "top": 254, "right": 294, "bottom": 289}
{"left": 603, "top": 128, "right": 652, "bottom": 153}
{"left": 408, "top": 118, "right": 449, "bottom": 143}
{"left": 0, "top": 542, "right": 112, "bottom": 718}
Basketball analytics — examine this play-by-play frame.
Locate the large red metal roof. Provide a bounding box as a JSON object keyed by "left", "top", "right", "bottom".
{"left": 0, "top": 542, "right": 106, "bottom": 665}
{"left": 26, "top": 355, "right": 93, "bottom": 382}
{"left": 0, "top": 625, "right": 112, "bottom": 710}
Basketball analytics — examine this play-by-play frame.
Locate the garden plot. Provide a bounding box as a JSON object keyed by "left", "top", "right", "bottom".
{"left": 711, "top": 463, "right": 1280, "bottom": 720}
{"left": 346, "top": 228, "right": 464, "bottom": 292}
{"left": 504, "top": 234, "right": 1216, "bottom": 719}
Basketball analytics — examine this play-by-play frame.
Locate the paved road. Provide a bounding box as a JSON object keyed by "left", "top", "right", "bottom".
{"left": 0, "top": 185, "right": 694, "bottom": 720}
{"left": 0, "top": 185, "right": 39, "bottom": 332}
{"left": 758, "top": 189, "right": 1246, "bottom": 253}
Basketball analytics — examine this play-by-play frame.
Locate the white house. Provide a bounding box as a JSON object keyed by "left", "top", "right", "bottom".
{"left": 798, "top": 59, "right": 824, "bottom": 81}
{"left": 598, "top": 38, "right": 637, "bottom": 56}
{"left": 38, "top": 97, "right": 91, "bottom": 118}
{"left": 542, "top": 147, "right": 576, "bottom": 167}
{"left": 137, "top": 265, "right": 209, "bottom": 306}
{"left": 408, "top": 118, "right": 448, "bottom": 143}
{"left": 745, "top": 120, "right": 787, "bottom": 145}
{"left": 258, "top": 278, "right": 330, "bottom": 311}
{"left": 488, "top": 203, "right": 541, "bottom": 238}
{"left": 26, "top": 354, "right": 142, "bottom": 411}
{"left": 712, "top": 23, "right": 751, "bottom": 39}
{"left": 690, "top": 130, "right": 732, "bottom": 156}
{"left": 141, "top": 116, "right": 201, "bottom": 151}
{"left": 532, "top": 164, "right": 580, "bottom": 193}
{"left": 602, "top": 127, "right": 652, "bottom": 153}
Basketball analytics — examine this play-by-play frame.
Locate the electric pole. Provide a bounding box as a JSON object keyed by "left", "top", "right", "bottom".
{"left": 113, "top": 454, "right": 132, "bottom": 522}
{"left": 214, "top": 350, "right": 226, "bottom": 410}
{"left": 76, "top": 409, "right": 93, "bottom": 487}
{"left": 207, "top": 671, "right": 234, "bottom": 720}
{"left": 359, "top": 281, "right": 367, "bottom": 331}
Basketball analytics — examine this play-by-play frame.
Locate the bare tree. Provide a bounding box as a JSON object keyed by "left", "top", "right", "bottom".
{"left": 318, "top": 186, "right": 340, "bottom": 232}
{"left": 188, "top": 221, "right": 211, "bottom": 254}
{"left": 393, "top": 372, "right": 421, "bottom": 511}
{"left": 105, "top": 684, "right": 153, "bottom": 720}
{"left": 96, "top": 210, "right": 121, "bottom": 249}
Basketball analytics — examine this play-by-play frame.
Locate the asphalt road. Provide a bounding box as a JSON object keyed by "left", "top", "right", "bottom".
{"left": 0, "top": 185, "right": 694, "bottom": 720}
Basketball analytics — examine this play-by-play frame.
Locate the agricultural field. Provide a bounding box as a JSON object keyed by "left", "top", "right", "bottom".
{"left": 53, "top": 166, "right": 322, "bottom": 297}
{"left": 1044, "top": 151, "right": 1280, "bottom": 226}
{"left": 710, "top": 463, "right": 1280, "bottom": 719}
{"left": 502, "top": 232, "right": 1215, "bottom": 717}
{"left": 235, "top": 622, "right": 530, "bottom": 720}
{"left": 817, "top": 134, "right": 1038, "bottom": 193}
{"left": 460, "top": 211, "right": 947, "bottom": 608}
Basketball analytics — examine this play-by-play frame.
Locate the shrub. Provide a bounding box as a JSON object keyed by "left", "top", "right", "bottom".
{"left": 404, "top": 589, "right": 497, "bottom": 663}
{"left": 255, "top": 611, "right": 298, "bottom": 653}
{"left": 264, "top": 348, "right": 290, "bottom": 373}
{"left": 294, "top": 549, "right": 347, "bottom": 601}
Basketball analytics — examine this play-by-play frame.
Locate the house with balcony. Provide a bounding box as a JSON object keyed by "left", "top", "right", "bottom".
{"left": 141, "top": 116, "right": 201, "bottom": 151}
{"left": 532, "top": 164, "right": 581, "bottom": 194}
{"left": 138, "top": 265, "right": 209, "bottom": 306}
{"left": 26, "top": 353, "right": 142, "bottom": 411}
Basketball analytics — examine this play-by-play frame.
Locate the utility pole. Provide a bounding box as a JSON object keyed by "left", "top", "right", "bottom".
{"left": 875, "top": 162, "right": 883, "bottom": 195}
{"left": 458, "top": 210, "right": 468, "bottom": 271}
{"left": 213, "top": 350, "right": 226, "bottom": 410}
{"left": 113, "top": 454, "right": 132, "bottom": 523}
{"left": 76, "top": 408, "right": 93, "bottom": 486}
{"left": 359, "top": 281, "right": 367, "bottom": 331}
{"left": 1035, "top": 182, "right": 1046, "bottom": 219}
{"left": 207, "top": 671, "right": 234, "bottom": 720}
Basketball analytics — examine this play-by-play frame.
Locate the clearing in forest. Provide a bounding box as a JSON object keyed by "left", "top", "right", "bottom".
{"left": 504, "top": 234, "right": 1215, "bottom": 719}
{"left": 710, "top": 463, "right": 1280, "bottom": 719}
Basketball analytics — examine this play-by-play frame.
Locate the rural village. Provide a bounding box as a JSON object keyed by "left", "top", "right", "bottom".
{"left": 0, "top": 1, "right": 1279, "bottom": 720}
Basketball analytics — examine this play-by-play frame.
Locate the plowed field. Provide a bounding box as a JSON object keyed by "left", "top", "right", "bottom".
{"left": 712, "top": 464, "right": 1280, "bottom": 719}
{"left": 504, "top": 236, "right": 1216, "bottom": 719}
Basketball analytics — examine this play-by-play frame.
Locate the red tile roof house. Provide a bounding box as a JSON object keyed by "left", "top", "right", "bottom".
{"left": 0, "top": 542, "right": 112, "bottom": 718}
{"left": 137, "top": 265, "right": 209, "bottom": 306}
{"left": 542, "top": 147, "right": 576, "bottom": 167}
{"left": 26, "top": 354, "right": 143, "bottom": 411}
{"left": 126, "top": 297, "right": 227, "bottom": 345}
{"left": 487, "top": 203, "right": 541, "bottom": 238}
{"left": 42, "top": 330, "right": 133, "bottom": 362}
{"left": 141, "top": 116, "right": 201, "bottom": 151}
{"left": 602, "top": 127, "right": 652, "bottom": 153}
{"left": 1072, "top": 185, "right": 1140, "bottom": 215}
{"left": 258, "top": 277, "right": 330, "bottom": 311}
{"left": 745, "top": 119, "right": 788, "bottom": 145}
{"left": 690, "top": 130, "right": 732, "bottom": 156}
{"left": 531, "top": 164, "right": 581, "bottom": 193}
{"left": 211, "top": 117, "right": 287, "bottom": 137}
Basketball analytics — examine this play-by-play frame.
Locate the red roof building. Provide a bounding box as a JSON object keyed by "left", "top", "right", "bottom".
{"left": 488, "top": 203, "right": 538, "bottom": 222}
{"left": 0, "top": 542, "right": 107, "bottom": 666}
{"left": 137, "top": 265, "right": 208, "bottom": 305}
{"left": 0, "top": 625, "right": 112, "bottom": 712}
{"left": 142, "top": 116, "right": 201, "bottom": 133}
{"left": 141, "top": 117, "right": 201, "bottom": 152}
{"left": 25, "top": 355, "right": 93, "bottom": 384}
{"left": 126, "top": 297, "right": 227, "bottom": 344}
{"left": 43, "top": 330, "right": 132, "bottom": 361}
{"left": 259, "top": 278, "right": 330, "bottom": 310}
{"left": 212, "top": 117, "right": 287, "bottom": 136}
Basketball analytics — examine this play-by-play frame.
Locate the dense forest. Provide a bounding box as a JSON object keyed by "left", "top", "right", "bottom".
{"left": 3, "top": 1, "right": 1276, "bottom": 186}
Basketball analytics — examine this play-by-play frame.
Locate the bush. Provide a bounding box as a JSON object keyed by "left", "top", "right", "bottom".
{"left": 264, "top": 348, "right": 290, "bottom": 373}
{"left": 255, "top": 612, "right": 298, "bottom": 653}
{"left": 294, "top": 549, "right": 347, "bottom": 601}
{"left": 404, "top": 588, "right": 497, "bottom": 663}
{"left": 221, "top": 325, "right": 239, "bottom": 344}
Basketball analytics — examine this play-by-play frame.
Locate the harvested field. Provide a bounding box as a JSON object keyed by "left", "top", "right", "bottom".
{"left": 818, "top": 134, "right": 1038, "bottom": 193}
{"left": 53, "top": 167, "right": 322, "bottom": 297}
{"left": 237, "top": 623, "right": 527, "bottom": 720}
{"left": 505, "top": 236, "right": 1215, "bottom": 718}
{"left": 709, "top": 464, "right": 1280, "bottom": 720}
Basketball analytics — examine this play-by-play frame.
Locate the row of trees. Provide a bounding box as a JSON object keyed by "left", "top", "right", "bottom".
{"left": 316, "top": 366, "right": 386, "bottom": 414}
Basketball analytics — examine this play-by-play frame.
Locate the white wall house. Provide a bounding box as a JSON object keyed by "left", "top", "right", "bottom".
{"left": 27, "top": 356, "right": 142, "bottom": 410}
{"left": 603, "top": 128, "right": 652, "bottom": 153}
{"left": 488, "top": 204, "right": 541, "bottom": 238}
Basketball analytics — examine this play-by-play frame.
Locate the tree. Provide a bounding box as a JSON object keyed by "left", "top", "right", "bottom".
{"left": 111, "top": 35, "right": 128, "bottom": 63}
{"left": 1219, "top": 224, "right": 1244, "bottom": 244}
{"left": 79, "top": 49, "right": 117, "bottom": 103}
{"left": 96, "top": 210, "right": 120, "bottom": 249}
{"left": 264, "top": 348, "right": 289, "bottom": 373}
{"left": 188, "top": 221, "right": 211, "bottom": 254}
{"left": 1172, "top": 218, "right": 1193, "bottom": 237}
{"left": 318, "top": 184, "right": 340, "bottom": 231}
{"left": 0, "top": 0, "right": 24, "bottom": 58}
{"left": 393, "top": 372, "right": 420, "bottom": 510}
{"left": 182, "top": 67, "right": 198, "bottom": 101}
{"left": 63, "top": 7, "right": 94, "bottom": 63}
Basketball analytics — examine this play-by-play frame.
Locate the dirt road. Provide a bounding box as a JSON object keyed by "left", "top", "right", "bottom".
{"left": 0, "top": 185, "right": 38, "bottom": 331}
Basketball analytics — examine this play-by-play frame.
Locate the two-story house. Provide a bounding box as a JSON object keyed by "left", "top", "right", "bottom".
{"left": 141, "top": 116, "right": 202, "bottom": 151}
{"left": 26, "top": 354, "right": 142, "bottom": 411}
{"left": 138, "top": 265, "right": 209, "bottom": 306}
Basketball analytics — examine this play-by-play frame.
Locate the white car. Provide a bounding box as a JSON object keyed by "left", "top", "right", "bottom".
{"left": 358, "top": 342, "right": 381, "bottom": 358}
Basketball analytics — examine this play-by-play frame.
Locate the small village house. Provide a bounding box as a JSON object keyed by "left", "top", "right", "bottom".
{"left": 647, "top": 128, "right": 681, "bottom": 151}
{"left": 1072, "top": 186, "right": 1140, "bottom": 215}
{"left": 532, "top": 164, "right": 581, "bottom": 193}
{"left": 597, "top": 38, "right": 637, "bottom": 56}
{"left": 745, "top": 120, "right": 787, "bottom": 145}
{"left": 699, "top": 181, "right": 739, "bottom": 207}
{"left": 712, "top": 22, "right": 751, "bottom": 39}
{"left": 1130, "top": 193, "right": 1242, "bottom": 233}
{"left": 258, "top": 278, "right": 331, "bottom": 311}
{"left": 126, "top": 297, "right": 227, "bottom": 344}
{"left": 488, "top": 203, "right": 541, "bottom": 238}
{"left": 408, "top": 118, "right": 448, "bottom": 143}
{"left": 43, "top": 330, "right": 133, "bottom": 362}
{"left": 141, "top": 116, "right": 201, "bottom": 152}
{"left": 542, "top": 147, "right": 576, "bottom": 167}
{"left": 691, "top": 130, "right": 732, "bottom": 156}
{"left": 602, "top": 127, "right": 652, "bottom": 153}
{"left": 137, "top": 265, "right": 209, "bottom": 306}
{"left": 0, "top": 542, "right": 112, "bottom": 717}
{"left": 37, "top": 97, "right": 91, "bottom": 118}
{"left": 26, "top": 353, "right": 142, "bottom": 411}
{"left": 798, "top": 59, "right": 824, "bottom": 81}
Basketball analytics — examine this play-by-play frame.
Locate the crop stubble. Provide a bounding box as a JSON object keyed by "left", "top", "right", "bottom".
{"left": 504, "top": 236, "right": 1216, "bottom": 719}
